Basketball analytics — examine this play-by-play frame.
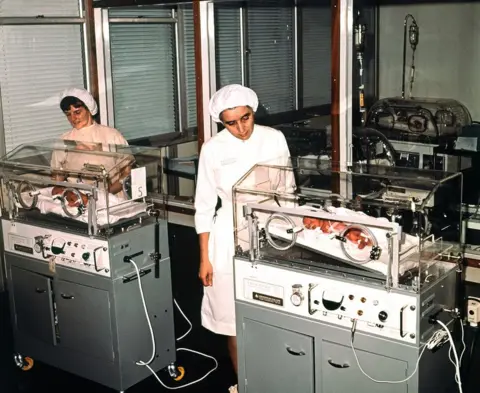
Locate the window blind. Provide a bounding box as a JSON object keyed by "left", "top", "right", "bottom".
{"left": 182, "top": 7, "right": 197, "bottom": 129}
{"left": 301, "top": 6, "right": 331, "bottom": 107}
{"left": 109, "top": 22, "right": 177, "bottom": 139}
{"left": 247, "top": 6, "right": 295, "bottom": 114}
{"left": 0, "top": 25, "right": 86, "bottom": 151}
{"left": 0, "top": 0, "right": 80, "bottom": 17}
{"left": 214, "top": 5, "right": 242, "bottom": 88}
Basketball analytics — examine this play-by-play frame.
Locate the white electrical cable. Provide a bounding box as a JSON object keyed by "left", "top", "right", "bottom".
{"left": 145, "top": 349, "right": 218, "bottom": 390}
{"left": 436, "top": 320, "right": 463, "bottom": 393}
{"left": 350, "top": 333, "right": 427, "bottom": 384}
{"left": 174, "top": 299, "right": 192, "bottom": 342}
{"left": 130, "top": 258, "right": 156, "bottom": 367}
{"left": 128, "top": 258, "right": 218, "bottom": 389}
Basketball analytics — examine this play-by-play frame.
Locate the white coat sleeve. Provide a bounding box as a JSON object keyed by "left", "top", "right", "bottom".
{"left": 194, "top": 144, "right": 218, "bottom": 234}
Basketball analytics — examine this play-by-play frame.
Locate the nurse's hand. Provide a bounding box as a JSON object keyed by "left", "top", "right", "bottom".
{"left": 199, "top": 259, "right": 213, "bottom": 287}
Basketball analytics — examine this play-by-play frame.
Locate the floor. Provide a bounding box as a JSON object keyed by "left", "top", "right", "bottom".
{"left": 0, "top": 223, "right": 237, "bottom": 393}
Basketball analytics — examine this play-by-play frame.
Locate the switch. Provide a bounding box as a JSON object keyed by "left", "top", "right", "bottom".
{"left": 378, "top": 311, "right": 388, "bottom": 322}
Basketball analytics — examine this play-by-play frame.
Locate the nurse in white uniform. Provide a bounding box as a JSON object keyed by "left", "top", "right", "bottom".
{"left": 50, "top": 88, "right": 131, "bottom": 206}
{"left": 194, "top": 84, "right": 290, "bottom": 388}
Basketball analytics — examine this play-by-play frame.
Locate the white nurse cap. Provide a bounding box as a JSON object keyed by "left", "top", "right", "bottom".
{"left": 60, "top": 87, "right": 98, "bottom": 116}
{"left": 209, "top": 84, "right": 259, "bottom": 123}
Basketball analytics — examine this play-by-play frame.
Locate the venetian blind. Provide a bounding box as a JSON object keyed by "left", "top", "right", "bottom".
{"left": 0, "top": 25, "right": 85, "bottom": 151}
{"left": 0, "top": 0, "right": 80, "bottom": 17}
{"left": 214, "top": 5, "right": 242, "bottom": 88}
{"left": 109, "top": 9, "right": 177, "bottom": 139}
{"left": 247, "top": 6, "right": 295, "bottom": 114}
{"left": 301, "top": 5, "right": 331, "bottom": 107}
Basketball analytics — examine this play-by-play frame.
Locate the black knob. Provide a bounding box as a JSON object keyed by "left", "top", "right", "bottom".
{"left": 378, "top": 311, "right": 388, "bottom": 322}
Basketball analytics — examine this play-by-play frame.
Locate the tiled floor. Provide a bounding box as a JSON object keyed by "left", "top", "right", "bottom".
{"left": 0, "top": 224, "right": 236, "bottom": 393}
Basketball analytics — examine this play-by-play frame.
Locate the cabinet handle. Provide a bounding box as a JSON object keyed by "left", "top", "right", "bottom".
{"left": 400, "top": 305, "right": 408, "bottom": 338}
{"left": 60, "top": 294, "right": 75, "bottom": 300}
{"left": 328, "top": 359, "right": 350, "bottom": 369}
{"left": 35, "top": 288, "right": 46, "bottom": 294}
{"left": 286, "top": 347, "right": 306, "bottom": 356}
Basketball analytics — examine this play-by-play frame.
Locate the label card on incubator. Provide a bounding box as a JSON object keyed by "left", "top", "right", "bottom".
{"left": 455, "top": 137, "right": 477, "bottom": 152}
{"left": 131, "top": 167, "right": 147, "bottom": 199}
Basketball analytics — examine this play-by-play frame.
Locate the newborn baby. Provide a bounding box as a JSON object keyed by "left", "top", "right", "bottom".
{"left": 302, "top": 216, "right": 373, "bottom": 250}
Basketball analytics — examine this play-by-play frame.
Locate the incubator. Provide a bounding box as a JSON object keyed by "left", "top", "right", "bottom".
{"left": 0, "top": 140, "right": 162, "bottom": 236}
{"left": 0, "top": 141, "right": 178, "bottom": 391}
{"left": 233, "top": 157, "right": 463, "bottom": 291}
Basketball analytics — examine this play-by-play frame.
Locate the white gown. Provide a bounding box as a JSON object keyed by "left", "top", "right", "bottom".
{"left": 194, "top": 124, "right": 290, "bottom": 336}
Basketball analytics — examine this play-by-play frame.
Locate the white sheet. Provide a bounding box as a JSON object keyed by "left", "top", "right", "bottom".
{"left": 19, "top": 187, "right": 147, "bottom": 226}
{"left": 264, "top": 206, "right": 421, "bottom": 276}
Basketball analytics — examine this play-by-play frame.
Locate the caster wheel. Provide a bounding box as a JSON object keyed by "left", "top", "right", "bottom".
{"left": 174, "top": 366, "right": 185, "bottom": 382}
{"left": 22, "top": 357, "right": 34, "bottom": 371}
{"left": 13, "top": 354, "right": 34, "bottom": 371}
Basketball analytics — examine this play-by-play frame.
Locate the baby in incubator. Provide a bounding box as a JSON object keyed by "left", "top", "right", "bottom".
{"left": 302, "top": 216, "right": 373, "bottom": 250}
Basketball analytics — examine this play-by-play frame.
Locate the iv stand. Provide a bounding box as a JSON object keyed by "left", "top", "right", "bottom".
{"left": 401, "top": 14, "right": 419, "bottom": 99}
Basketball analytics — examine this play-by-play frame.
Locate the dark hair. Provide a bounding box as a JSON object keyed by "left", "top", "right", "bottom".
{"left": 60, "top": 96, "right": 88, "bottom": 113}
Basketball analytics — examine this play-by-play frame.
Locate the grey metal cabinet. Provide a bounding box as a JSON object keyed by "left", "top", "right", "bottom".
{"left": 55, "top": 280, "right": 114, "bottom": 361}
{"left": 243, "top": 319, "right": 315, "bottom": 393}
{"left": 320, "top": 341, "right": 408, "bottom": 393}
{"left": 10, "top": 266, "right": 56, "bottom": 346}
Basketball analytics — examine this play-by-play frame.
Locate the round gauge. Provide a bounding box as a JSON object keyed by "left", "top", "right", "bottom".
{"left": 34, "top": 243, "right": 42, "bottom": 253}
{"left": 290, "top": 292, "right": 304, "bottom": 307}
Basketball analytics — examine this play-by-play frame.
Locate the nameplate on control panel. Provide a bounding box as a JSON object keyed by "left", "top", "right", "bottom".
{"left": 244, "top": 279, "right": 284, "bottom": 307}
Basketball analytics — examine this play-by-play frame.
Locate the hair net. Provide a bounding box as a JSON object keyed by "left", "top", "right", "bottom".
{"left": 209, "top": 84, "right": 259, "bottom": 123}
{"left": 60, "top": 87, "right": 98, "bottom": 116}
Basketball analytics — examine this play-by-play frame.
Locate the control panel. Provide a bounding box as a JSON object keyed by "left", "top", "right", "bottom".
{"left": 235, "top": 258, "right": 419, "bottom": 344}
{"left": 2, "top": 220, "right": 110, "bottom": 277}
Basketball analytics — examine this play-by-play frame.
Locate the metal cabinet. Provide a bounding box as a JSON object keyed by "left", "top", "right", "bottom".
{"left": 321, "top": 341, "right": 408, "bottom": 393}
{"left": 10, "top": 267, "right": 115, "bottom": 361}
{"left": 243, "top": 319, "right": 314, "bottom": 393}
{"left": 10, "top": 266, "right": 56, "bottom": 346}
{"left": 55, "top": 280, "right": 114, "bottom": 361}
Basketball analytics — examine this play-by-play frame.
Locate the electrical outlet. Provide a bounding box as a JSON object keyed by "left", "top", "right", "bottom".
{"left": 467, "top": 297, "right": 480, "bottom": 326}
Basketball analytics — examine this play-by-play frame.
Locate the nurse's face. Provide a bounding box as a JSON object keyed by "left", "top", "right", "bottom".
{"left": 64, "top": 105, "right": 93, "bottom": 130}
{"left": 221, "top": 106, "right": 255, "bottom": 141}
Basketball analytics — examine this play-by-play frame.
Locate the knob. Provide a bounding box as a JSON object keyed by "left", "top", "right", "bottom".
{"left": 82, "top": 252, "right": 90, "bottom": 261}
{"left": 378, "top": 311, "right": 388, "bottom": 322}
{"left": 290, "top": 284, "right": 304, "bottom": 307}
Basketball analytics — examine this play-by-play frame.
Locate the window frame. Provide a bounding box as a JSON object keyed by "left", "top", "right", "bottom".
{"left": 95, "top": 6, "right": 194, "bottom": 142}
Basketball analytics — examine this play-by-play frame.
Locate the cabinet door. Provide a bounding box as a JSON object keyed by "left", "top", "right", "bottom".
{"left": 54, "top": 280, "right": 114, "bottom": 361}
{"left": 321, "top": 341, "right": 408, "bottom": 393}
{"left": 243, "top": 319, "right": 314, "bottom": 393}
{"left": 11, "top": 266, "right": 56, "bottom": 345}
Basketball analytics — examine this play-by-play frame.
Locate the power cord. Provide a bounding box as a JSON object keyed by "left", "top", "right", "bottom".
{"left": 350, "top": 319, "right": 426, "bottom": 384}
{"left": 350, "top": 317, "right": 463, "bottom": 391}
{"left": 436, "top": 320, "right": 463, "bottom": 393}
{"left": 128, "top": 258, "right": 218, "bottom": 390}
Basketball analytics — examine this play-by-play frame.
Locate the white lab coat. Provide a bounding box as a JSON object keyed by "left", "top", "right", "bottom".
{"left": 194, "top": 124, "right": 290, "bottom": 336}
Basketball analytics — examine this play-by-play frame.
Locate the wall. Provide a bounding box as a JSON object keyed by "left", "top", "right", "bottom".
{"left": 378, "top": 2, "right": 480, "bottom": 120}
